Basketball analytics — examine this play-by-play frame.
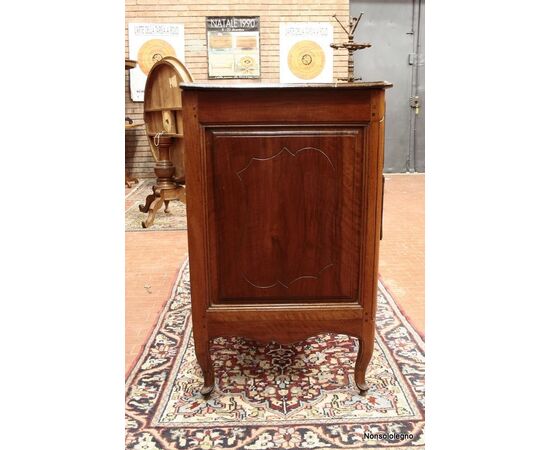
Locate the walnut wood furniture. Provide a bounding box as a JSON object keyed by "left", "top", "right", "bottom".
{"left": 180, "top": 82, "right": 392, "bottom": 396}
{"left": 144, "top": 56, "right": 194, "bottom": 182}
{"left": 138, "top": 134, "right": 186, "bottom": 228}
{"left": 141, "top": 57, "right": 194, "bottom": 227}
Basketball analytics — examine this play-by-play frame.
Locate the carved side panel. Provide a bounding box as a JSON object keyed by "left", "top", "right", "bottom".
{"left": 208, "top": 127, "right": 365, "bottom": 303}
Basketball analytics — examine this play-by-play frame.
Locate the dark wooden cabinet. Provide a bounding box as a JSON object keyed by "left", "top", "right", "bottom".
{"left": 180, "top": 82, "right": 392, "bottom": 396}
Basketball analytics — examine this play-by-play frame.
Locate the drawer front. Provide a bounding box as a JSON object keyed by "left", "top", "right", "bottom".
{"left": 206, "top": 126, "right": 368, "bottom": 304}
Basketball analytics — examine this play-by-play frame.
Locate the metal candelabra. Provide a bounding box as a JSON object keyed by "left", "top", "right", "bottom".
{"left": 330, "top": 12, "right": 372, "bottom": 82}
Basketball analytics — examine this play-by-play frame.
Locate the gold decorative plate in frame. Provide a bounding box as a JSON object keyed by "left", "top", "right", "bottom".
{"left": 238, "top": 55, "right": 255, "bottom": 69}
{"left": 287, "top": 40, "right": 326, "bottom": 80}
{"left": 137, "top": 39, "right": 177, "bottom": 75}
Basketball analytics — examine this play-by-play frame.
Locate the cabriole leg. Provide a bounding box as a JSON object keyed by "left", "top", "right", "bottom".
{"left": 141, "top": 194, "right": 164, "bottom": 228}
{"left": 139, "top": 186, "right": 157, "bottom": 213}
{"left": 195, "top": 339, "right": 215, "bottom": 397}
{"left": 354, "top": 322, "right": 375, "bottom": 394}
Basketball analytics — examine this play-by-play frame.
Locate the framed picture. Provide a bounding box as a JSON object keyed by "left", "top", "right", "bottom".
{"left": 280, "top": 22, "right": 333, "bottom": 83}
{"left": 128, "top": 23, "right": 185, "bottom": 101}
{"left": 206, "top": 16, "right": 260, "bottom": 79}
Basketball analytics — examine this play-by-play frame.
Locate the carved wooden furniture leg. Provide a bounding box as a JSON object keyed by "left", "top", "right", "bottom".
{"left": 142, "top": 194, "right": 165, "bottom": 228}
{"left": 196, "top": 341, "right": 215, "bottom": 397}
{"left": 355, "top": 321, "right": 376, "bottom": 394}
{"left": 139, "top": 186, "right": 157, "bottom": 213}
{"left": 141, "top": 188, "right": 186, "bottom": 227}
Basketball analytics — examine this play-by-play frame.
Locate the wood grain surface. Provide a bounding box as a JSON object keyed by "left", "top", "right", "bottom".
{"left": 181, "top": 83, "right": 390, "bottom": 396}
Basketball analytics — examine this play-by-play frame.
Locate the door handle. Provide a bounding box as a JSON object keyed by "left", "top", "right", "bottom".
{"left": 409, "top": 96, "right": 420, "bottom": 115}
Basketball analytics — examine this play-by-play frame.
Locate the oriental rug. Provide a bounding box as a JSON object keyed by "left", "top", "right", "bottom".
{"left": 125, "top": 261, "right": 425, "bottom": 449}
{"left": 125, "top": 179, "right": 187, "bottom": 232}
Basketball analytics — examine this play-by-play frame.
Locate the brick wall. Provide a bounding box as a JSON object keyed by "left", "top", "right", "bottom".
{"left": 125, "top": 0, "right": 350, "bottom": 178}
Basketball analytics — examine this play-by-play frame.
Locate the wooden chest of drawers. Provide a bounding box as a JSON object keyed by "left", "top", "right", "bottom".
{"left": 180, "top": 82, "right": 392, "bottom": 396}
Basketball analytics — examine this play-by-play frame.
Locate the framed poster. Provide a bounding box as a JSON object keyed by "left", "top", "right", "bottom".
{"left": 279, "top": 22, "right": 333, "bottom": 83}
{"left": 206, "top": 16, "right": 260, "bottom": 79}
{"left": 128, "top": 23, "right": 185, "bottom": 102}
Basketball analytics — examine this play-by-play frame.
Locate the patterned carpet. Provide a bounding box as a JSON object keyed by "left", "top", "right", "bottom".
{"left": 125, "top": 179, "right": 187, "bottom": 232}
{"left": 125, "top": 261, "right": 425, "bottom": 449}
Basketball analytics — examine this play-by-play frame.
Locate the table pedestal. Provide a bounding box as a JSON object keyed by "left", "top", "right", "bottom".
{"left": 139, "top": 136, "right": 186, "bottom": 228}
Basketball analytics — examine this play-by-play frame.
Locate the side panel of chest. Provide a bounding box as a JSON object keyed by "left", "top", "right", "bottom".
{"left": 204, "top": 126, "right": 368, "bottom": 304}
{"left": 181, "top": 84, "right": 390, "bottom": 395}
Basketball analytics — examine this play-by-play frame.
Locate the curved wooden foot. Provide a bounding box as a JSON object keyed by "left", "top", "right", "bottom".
{"left": 139, "top": 188, "right": 157, "bottom": 213}
{"left": 141, "top": 196, "right": 164, "bottom": 228}
{"left": 195, "top": 340, "right": 215, "bottom": 397}
{"left": 200, "top": 384, "right": 215, "bottom": 397}
{"left": 354, "top": 336, "right": 374, "bottom": 395}
{"left": 164, "top": 200, "right": 170, "bottom": 213}
{"left": 199, "top": 362, "right": 215, "bottom": 397}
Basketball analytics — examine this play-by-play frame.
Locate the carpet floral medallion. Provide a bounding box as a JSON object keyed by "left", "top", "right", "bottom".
{"left": 125, "top": 261, "right": 425, "bottom": 449}
{"left": 125, "top": 179, "right": 187, "bottom": 232}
